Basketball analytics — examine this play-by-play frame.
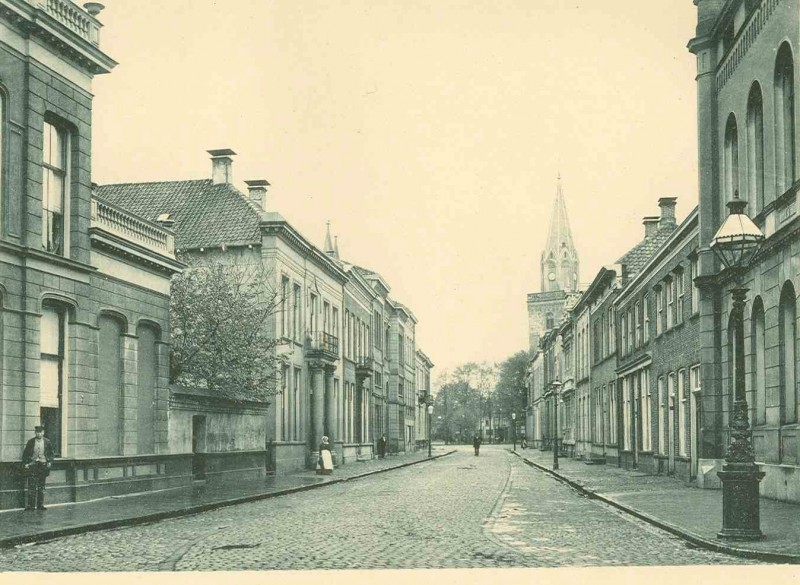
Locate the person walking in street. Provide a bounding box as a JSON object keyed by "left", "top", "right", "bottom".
{"left": 21, "top": 425, "right": 54, "bottom": 510}
{"left": 377, "top": 434, "right": 387, "bottom": 459}
{"left": 317, "top": 436, "right": 334, "bottom": 475}
{"left": 473, "top": 434, "right": 482, "bottom": 456}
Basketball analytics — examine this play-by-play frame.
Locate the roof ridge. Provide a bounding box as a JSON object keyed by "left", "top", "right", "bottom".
{"left": 98, "top": 178, "right": 211, "bottom": 188}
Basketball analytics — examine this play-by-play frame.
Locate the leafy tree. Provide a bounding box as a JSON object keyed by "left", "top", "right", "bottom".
{"left": 494, "top": 350, "right": 531, "bottom": 421}
{"left": 170, "top": 257, "right": 281, "bottom": 402}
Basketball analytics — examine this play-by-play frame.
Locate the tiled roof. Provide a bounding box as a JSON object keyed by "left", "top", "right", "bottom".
{"left": 96, "top": 180, "right": 262, "bottom": 250}
{"left": 616, "top": 226, "right": 676, "bottom": 279}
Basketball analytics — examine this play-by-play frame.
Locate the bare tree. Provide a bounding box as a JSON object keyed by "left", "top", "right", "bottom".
{"left": 170, "top": 256, "right": 282, "bottom": 403}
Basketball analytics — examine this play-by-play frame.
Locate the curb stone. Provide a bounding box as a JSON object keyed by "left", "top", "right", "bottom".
{"left": 511, "top": 450, "right": 800, "bottom": 565}
{"left": 0, "top": 450, "right": 456, "bottom": 550}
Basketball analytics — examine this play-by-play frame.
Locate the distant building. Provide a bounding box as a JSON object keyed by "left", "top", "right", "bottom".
{"left": 527, "top": 176, "right": 581, "bottom": 352}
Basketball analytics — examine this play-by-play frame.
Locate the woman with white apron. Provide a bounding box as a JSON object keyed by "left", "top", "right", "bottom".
{"left": 317, "top": 436, "right": 334, "bottom": 475}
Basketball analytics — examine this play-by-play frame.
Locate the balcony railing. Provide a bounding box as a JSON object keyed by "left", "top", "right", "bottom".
{"left": 306, "top": 331, "right": 339, "bottom": 359}
{"left": 35, "top": 0, "right": 102, "bottom": 46}
{"left": 91, "top": 198, "right": 176, "bottom": 259}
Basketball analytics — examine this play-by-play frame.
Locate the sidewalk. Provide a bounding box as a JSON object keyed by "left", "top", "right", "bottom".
{"left": 513, "top": 448, "right": 800, "bottom": 564}
{"left": 0, "top": 448, "right": 453, "bottom": 549}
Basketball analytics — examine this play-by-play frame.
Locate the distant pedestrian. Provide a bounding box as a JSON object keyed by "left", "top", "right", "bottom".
{"left": 21, "top": 425, "right": 54, "bottom": 510}
{"left": 473, "top": 434, "right": 482, "bottom": 456}
{"left": 521, "top": 437, "right": 528, "bottom": 450}
{"left": 317, "top": 436, "right": 333, "bottom": 475}
{"left": 377, "top": 434, "right": 387, "bottom": 459}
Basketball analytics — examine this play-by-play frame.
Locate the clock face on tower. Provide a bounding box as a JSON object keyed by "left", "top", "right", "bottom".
{"left": 548, "top": 272, "right": 556, "bottom": 281}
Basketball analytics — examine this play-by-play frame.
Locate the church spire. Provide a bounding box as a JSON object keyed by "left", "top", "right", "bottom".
{"left": 541, "top": 174, "right": 579, "bottom": 292}
{"left": 323, "top": 221, "right": 338, "bottom": 259}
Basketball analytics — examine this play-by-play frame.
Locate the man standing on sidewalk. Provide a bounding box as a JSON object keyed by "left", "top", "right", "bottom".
{"left": 21, "top": 425, "right": 54, "bottom": 510}
{"left": 377, "top": 434, "right": 387, "bottom": 459}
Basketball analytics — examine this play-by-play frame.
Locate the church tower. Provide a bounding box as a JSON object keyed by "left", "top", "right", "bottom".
{"left": 526, "top": 175, "right": 581, "bottom": 352}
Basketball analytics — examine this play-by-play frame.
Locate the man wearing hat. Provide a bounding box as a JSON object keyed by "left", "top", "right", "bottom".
{"left": 21, "top": 425, "right": 54, "bottom": 510}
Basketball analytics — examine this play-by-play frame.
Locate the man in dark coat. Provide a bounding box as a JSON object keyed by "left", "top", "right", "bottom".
{"left": 21, "top": 425, "right": 54, "bottom": 510}
{"left": 377, "top": 434, "right": 387, "bottom": 458}
{"left": 473, "top": 434, "right": 482, "bottom": 456}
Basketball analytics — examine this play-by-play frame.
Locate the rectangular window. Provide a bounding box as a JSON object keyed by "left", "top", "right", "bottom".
{"left": 641, "top": 369, "right": 651, "bottom": 451}
{"left": 280, "top": 365, "right": 289, "bottom": 441}
{"left": 690, "top": 254, "right": 699, "bottom": 314}
{"left": 658, "top": 376, "right": 666, "bottom": 455}
{"left": 621, "top": 315, "right": 627, "bottom": 356}
{"left": 374, "top": 311, "right": 382, "bottom": 349}
{"left": 281, "top": 276, "right": 289, "bottom": 338}
{"left": 293, "top": 284, "right": 301, "bottom": 341}
{"left": 667, "top": 372, "right": 675, "bottom": 453}
{"left": 42, "top": 121, "right": 68, "bottom": 256}
{"left": 309, "top": 293, "right": 318, "bottom": 333}
{"left": 293, "top": 367, "right": 302, "bottom": 440}
{"left": 643, "top": 295, "right": 650, "bottom": 342}
{"left": 332, "top": 307, "right": 339, "bottom": 342}
{"left": 623, "top": 377, "right": 631, "bottom": 450}
{"left": 656, "top": 286, "right": 663, "bottom": 335}
{"left": 676, "top": 269, "right": 685, "bottom": 325}
{"left": 608, "top": 380, "right": 617, "bottom": 444}
{"left": 666, "top": 278, "right": 674, "bottom": 329}
{"left": 627, "top": 308, "right": 633, "bottom": 354}
{"left": 634, "top": 301, "right": 641, "bottom": 348}
{"left": 678, "top": 369, "right": 687, "bottom": 456}
{"left": 398, "top": 333, "right": 404, "bottom": 366}
{"left": 40, "top": 306, "right": 65, "bottom": 457}
{"left": 323, "top": 301, "right": 330, "bottom": 334}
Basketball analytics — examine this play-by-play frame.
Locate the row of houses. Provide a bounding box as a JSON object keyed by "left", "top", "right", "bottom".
{"left": 0, "top": 0, "right": 432, "bottom": 510}
{"left": 526, "top": 0, "right": 800, "bottom": 505}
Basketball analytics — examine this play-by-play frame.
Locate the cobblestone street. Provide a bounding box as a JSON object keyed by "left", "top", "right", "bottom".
{"left": 0, "top": 446, "right": 760, "bottom": 571}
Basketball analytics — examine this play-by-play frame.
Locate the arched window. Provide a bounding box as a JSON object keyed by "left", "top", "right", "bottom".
{"left": 746, "top": 83, "right": 765, "bottom": 214}
{"left": 136, "top": 322, "right": 160, "bottom": 454}
{"left": 724, "top": 113, "right": 739, "bottom": 204}
{"left": 775, "top": 43, "right": 796, "bottom": 196}
{"left": 98, "top": 314, "right": 125, "bottom": 455}
{"left": 778, "top": 282, "right": 797, "bottom": 425}
{"left": 40, "top": 304, "right": 66, "bottom": 457}
{"left": 751, "top": 297, "right": 766, "bottom": 426}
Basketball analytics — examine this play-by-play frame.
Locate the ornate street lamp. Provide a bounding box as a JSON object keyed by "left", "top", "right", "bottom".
{"left": 710, "top": 197, "right": 765, "bottom": 541}
{"left": 511, "top": 412, "right": 517, "bottom": 451}
{"left": 427, "top": 403, "right": 434, "bottom": 458}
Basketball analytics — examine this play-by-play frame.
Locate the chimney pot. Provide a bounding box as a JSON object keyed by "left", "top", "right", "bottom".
{"left": 208, "top": 149, "right": 236, "bottom": 185}
{"left": 643, "top": 216, "right": 660, "bottom": 238}
{"left": 658, "top": 197, "right": 678, "bottom": 230}
{"left": 245, "top": 179, "right": 270, "bottom": 210}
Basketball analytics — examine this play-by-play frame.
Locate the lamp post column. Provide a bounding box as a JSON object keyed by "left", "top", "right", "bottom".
{"left": 717, "top": 287, "right": 765, "bottom": 540}
{"left": 553, "top": 393, "right": 559, "bottom": 470}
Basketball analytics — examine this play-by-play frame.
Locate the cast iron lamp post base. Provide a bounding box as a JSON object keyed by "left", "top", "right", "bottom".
{"left": 716, "top": 288, "right": 765, "bottom": 541}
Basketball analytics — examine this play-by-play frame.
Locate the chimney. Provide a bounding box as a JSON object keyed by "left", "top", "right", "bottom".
{"left": 642, "top": 216, "right": 659, "bottom": 238}
{"left": 208, "top": 149, "right": 236, "bottom": 185}
{"left": 245, "top": 179, "right": 269, "bottom": 210}
{"left": 658, "top": 197, "right": 677, "bottom": 230}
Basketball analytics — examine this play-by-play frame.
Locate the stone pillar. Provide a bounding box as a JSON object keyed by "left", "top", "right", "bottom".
{"left": 324, "top": 366, "right": 335, "bottom": 444}
{"left": 311, "top": 363, "right": 325, "bottom": 453}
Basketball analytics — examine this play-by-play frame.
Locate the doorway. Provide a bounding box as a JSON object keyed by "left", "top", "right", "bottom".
{"left": 667, "top": 398, "right": 675, "bottom": 475}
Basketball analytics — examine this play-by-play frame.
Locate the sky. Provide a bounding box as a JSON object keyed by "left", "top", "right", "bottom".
{"left": 90, "top": 0, "right": 700, "bottom": 383}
